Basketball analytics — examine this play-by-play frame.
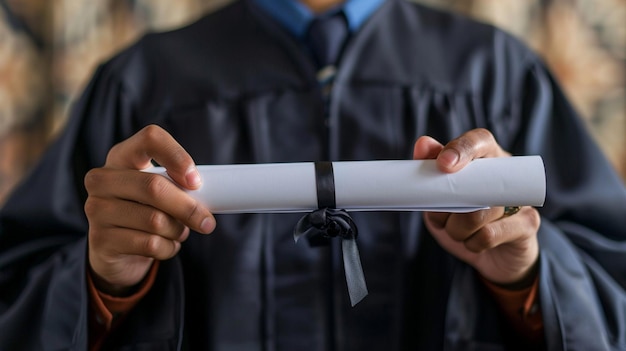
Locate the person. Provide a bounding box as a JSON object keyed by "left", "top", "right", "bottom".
{"left": 0, "top": 0, "right": 625, "bottom": 349}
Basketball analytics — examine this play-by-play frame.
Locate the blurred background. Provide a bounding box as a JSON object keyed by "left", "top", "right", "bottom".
{"left": 0, "top": 0, "right": 624, "bottom": 206}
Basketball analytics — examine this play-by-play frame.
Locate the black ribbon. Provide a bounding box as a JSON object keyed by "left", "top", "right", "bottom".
{"left": 293, "top": 162, "right": 368, "bottom": 306}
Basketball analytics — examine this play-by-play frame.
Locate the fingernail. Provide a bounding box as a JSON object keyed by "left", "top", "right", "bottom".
{"left": 186, "top": 168, "right": 202, "bottom": 187}
{"left": 439, "top": 149, "right": 459, "bottom": 167}
{"left": 200, "top": 217, "right": 215, "bottom": 234}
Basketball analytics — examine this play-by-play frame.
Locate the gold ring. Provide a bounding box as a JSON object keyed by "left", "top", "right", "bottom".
{"left": 502, "top": 206, "right": 522, "bottom": 218}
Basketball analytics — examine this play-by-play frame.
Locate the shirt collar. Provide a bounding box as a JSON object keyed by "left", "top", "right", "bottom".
{"left": 251, "top": 0, "right": 386, "bottom": 38}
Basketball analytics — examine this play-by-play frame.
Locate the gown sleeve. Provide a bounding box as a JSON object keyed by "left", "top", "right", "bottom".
{"left": 0, "top": 52, "right": 146, "bottom": 350}
{"left": 500, "top": 41, "right": 626, "bottom": 350}
{"left": 441, "top": 29, "right": 626, "bottom": 350}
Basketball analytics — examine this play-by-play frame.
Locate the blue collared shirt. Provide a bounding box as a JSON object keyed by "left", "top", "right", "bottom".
{"left": 251, "top": 0, "right": 385, "bottom": 38}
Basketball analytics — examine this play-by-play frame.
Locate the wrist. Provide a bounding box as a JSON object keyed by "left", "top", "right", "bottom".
{"left": 490, "top": 258, "right": 539, "bottom": 291}
{"left": 88, "top": 261, "right": 156, "bottom": 297}
{"left": 89, "top": 268, "right": 140, "bottom": 297}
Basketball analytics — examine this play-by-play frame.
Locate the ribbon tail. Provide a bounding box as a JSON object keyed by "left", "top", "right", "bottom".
{"left": 341, "top": 238, "right": 368, "bottom": 306}
{"left": 293, "top": 214, "right": 313, "bottom": 243}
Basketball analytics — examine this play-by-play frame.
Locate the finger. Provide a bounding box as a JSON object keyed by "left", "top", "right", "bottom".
{"left": 84, "top": 196, "right": 189, "bottom": 241}
{"left": 85, "top": 168, "right": 215, "bottom": 234}
{"left": 423, "top": 211, "right": 451, "bottom": 230}
{"left": 90, "top": 226, "right": 182, "bottom": 261}
{"left": 423, "top": 212, "right": 474, "bottom": 260}
{"left": 106, "top": 125, "right": 202, "bottom": 190}
{"left": 413, "top": 136, "right": 444, "bottom": 160}
{"left": 437, "top": 128, "right": 509, "bottom": 173}
{"left": 443, "top": 208, "right": 503, "bottom": 242}
{"left": 463, "top": 207, "right": 540, "bottom": 253}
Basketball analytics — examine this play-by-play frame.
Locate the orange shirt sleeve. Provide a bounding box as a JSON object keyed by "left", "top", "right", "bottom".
{"left": 482, "top": 276, "right": 544, "bottom": 346}
{"left": 87, "top": 262, "right": 159, "bottom": 351}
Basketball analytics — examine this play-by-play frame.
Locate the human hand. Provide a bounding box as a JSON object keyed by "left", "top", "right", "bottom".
{"left": 413, "top": 128, "right": 540, "bottom": 287}
{"left": 85, "top": 125, "right": 215, "bottom": 296}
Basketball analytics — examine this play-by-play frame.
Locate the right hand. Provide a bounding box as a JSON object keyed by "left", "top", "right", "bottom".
{"left": 84, "top": 125, "right": 215, "bottom": 296}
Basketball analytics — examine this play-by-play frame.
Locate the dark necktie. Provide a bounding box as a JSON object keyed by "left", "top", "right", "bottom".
{"left": 306, "top": 12, "right": 348, "bottom": 114}
{"left": 306, "top": 12, "right": 348, "bottom": 76}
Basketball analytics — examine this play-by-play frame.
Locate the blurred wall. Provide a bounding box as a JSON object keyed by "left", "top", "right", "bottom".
{"left": 0, "top": 0, "right": 624, "bottom": 205}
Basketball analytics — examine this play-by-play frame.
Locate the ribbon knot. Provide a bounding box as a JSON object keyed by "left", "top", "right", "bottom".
{"left": 301, "top": 208, "right": 357, "bottom": 240}
{"left": 294, "top": 207, "right": 368, "bottom": 306}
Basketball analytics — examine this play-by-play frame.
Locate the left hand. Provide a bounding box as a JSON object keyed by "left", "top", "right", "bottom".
{"left": 413, "top": 128, "right": 540, "bottom": 287}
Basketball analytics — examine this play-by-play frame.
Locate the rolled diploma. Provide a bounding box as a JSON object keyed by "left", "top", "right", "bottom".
{"left": 146, "top": 156, "right": 545, "bottom": 214}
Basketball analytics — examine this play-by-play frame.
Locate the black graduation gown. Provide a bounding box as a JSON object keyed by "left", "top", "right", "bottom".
{"left": 1, "top": 0, "right": 625, "bottom": 350}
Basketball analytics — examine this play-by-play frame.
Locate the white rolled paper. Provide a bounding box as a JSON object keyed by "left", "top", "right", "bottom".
{"left": 145, "top": 156, "right": 545, "bottom": 214}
